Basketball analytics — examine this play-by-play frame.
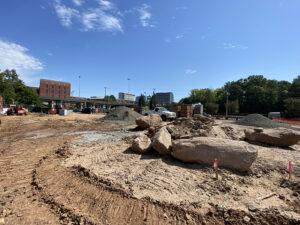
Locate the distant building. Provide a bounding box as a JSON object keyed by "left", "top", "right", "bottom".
{"left": 136, "top": 95, "right": 151, "bottom": 103}
{"left": 156, "top": 92, "right": 174, "bottom": 104}
{"left": 135, "top": 95, "right": 146, "bottom": 103}
{"left": 119, "top": 92, "right": 135, "bottom": 102}
{"left": 39, "top": 79, "right": 71, "bottom": 99}
{"left": 90, "top": 96, "right": 104, "bottom": 101}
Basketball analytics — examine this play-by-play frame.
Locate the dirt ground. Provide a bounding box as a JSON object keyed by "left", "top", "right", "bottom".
{"left": 0, "top": 113, "right": 299, "bottom": 224}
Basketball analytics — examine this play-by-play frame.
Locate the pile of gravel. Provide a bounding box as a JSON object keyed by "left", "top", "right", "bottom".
{"left": 235, "top": 114, "right": 290, "bottom": 128}
{"left": 101, "top": 106, "right": 142, "bottom": 124}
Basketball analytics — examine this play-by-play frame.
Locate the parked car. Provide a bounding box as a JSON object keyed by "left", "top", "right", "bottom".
{"left": 142, "top": 107, "right": 176, "bottom": 121}
{"left": 82, "top": 107, "right": 94, "bottom": 114}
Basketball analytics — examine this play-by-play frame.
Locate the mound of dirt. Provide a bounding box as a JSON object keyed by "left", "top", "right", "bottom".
{"left": 101, "top": 106, "right": 142, "bottom": 124}
{"left": 235, "top": 114, "right": 290, "bottom": 129}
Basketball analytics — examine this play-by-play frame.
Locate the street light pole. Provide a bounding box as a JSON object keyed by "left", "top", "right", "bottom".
{"left": 127, "top": 78, "right": 130, "bottom": 94}
{"left": 78, "top": 75, "right": 81, "bottom": 97}
{"left": 104, "top": 87, "right": 107, "bottom": 98}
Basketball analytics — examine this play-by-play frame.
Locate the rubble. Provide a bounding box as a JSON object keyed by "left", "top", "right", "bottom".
{"left": 245, "top": 128, "right": 300, "bottom": 147}
{"left": 168, "top": 116, "right": 214, "bottom": 139}
{"left": 136, "top": 114, "right": 162, "bottom": 129}
{"left": 172, "top": 137, "right": 258, "bottom": 171}
{"left": 152, "top": 127, "right": 172, "bottom": 155}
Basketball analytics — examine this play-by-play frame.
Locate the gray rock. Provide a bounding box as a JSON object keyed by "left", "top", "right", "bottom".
{"left": 136, "top": 114, "right": 162, "bottom": 129}
{"left": 245, "top": 128, "right": 300, "bottom": 147}
{"left": 172, "top": 137, "right": 257, "bottom": 171}
{"left": 152, "top": 127, "right": 172, "bottom": 155}
{"left": 248, "top": 205, "right": 258, "bottom": 212}
{"left": 131, "top": 134, "right": 152, "bottom": 153}
{"left": 279, "top": 194, "right": 285, "bottom": 200}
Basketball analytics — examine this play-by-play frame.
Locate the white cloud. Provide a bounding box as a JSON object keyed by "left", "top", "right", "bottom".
{"left": 137, "top": 4, "right": 154, "bottom": 27}
{"left": 164, "top": 38, "right": 171, "bottom": 43}
{"left": 81, "top": 9, "right": 122, "bottom": 32}
{"left": 72, "top": 0, "right": 84, "bottom": 6}
{"left": 53, "top": 1, "right": 155, "bottom": 32}
{"left": 175, "top": 34, "right": 183, "bottom": 39}
{"left": 185, "top": 69, "right": 197, "bottom": 75}
{"left": 97, "top": 0, "right": 114, "bottom": 10}
{"left": 53, "top": 0, "right": 122, "bottom": 32}
{"left": 223, "top": 43, "right": 248, "bottom": 50}
{"left": 0, "top": 39, "right": 43, "bottom": 83}
{"left": 54, "top": 0, "right": 79, "bottom": 27}
{"left": 176, "top": 6, "right": 188, "bottom": 10}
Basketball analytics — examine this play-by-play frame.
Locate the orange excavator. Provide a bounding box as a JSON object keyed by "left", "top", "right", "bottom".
{"left": 7, "top": 105, "right": 27, "bottom": 116}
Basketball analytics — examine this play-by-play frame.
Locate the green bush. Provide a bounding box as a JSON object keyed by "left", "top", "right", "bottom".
{"left": 204, "top": 102, "right": 219, "bottom": 114}
{"left": 227, "top": 100, "right": 239, "bottom": 114}
{"left": 284, "top": 98, "right": 300, "bottom": 117}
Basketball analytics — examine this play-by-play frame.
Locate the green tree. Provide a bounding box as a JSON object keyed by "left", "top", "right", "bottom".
{"left": 104, "top": 95, "right": 116, "bottom": 102}
{"left": 0, "top": 69, "right": 39, "bottom": 105}
{"left": 227, "top": 100, "right": 239, "bottom": 114}
{"left": 284, "top": 98, "right": 300, "bottom": 117}
{"left": 289, "top": 76, "right": 300, "bottom": 98}
{"left": 138, "top": 94, "right": 146, "bottom": 107}
{"left": 276, "top": 81, "right": 291, "bottom": 111}
{"left": 204, "top": 102, "right": 219, "bottom": 114}
{"left": 149, "top": 94, "right": 157, "bottom": 109}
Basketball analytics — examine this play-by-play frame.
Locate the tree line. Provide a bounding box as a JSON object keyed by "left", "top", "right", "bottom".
{"left": 179, "top": 75, "right": 300, "bottom": 117}
{"left": 1, "top": 69, "right": 299, "bottom": 117}
{"left": 0, "top": 69, "right": 41, "bottom": 106}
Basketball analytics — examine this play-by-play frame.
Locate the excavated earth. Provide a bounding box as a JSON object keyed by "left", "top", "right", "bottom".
{"left": 0, "top": 113, "right": 299, "bottom": 225}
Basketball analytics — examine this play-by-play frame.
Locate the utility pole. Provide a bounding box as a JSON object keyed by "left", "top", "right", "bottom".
{"left": 225, "top": 91, "right": 230, "bottom": 120}
{"left": 78, "top": 75, "right": 81, "bottom": 97}
{"left": 127, "top": 78, "right": 131, "bottom": 94}
{"left": 104, "top": 87, "right": 107, "bottom": 97}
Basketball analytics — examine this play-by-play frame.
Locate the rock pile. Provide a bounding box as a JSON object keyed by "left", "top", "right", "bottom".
{"left": 168, "top": 115, "right": 215, "bottom": 139}
{"left": 130, "top": 115, "right": 258, "bottom": 171}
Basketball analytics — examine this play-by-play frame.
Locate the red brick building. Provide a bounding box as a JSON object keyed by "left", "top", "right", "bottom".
{"left": 39, "top": 79, "right": 71, "bottom": 99}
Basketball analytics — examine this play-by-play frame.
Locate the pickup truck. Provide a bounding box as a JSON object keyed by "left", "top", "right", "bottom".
{"left": 142, "top": 107, "right": 176, "bottom": 121}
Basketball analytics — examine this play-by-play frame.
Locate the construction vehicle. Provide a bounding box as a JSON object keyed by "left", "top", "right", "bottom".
{"left": 6, "top": 105, "right": 27, "bottom": 116}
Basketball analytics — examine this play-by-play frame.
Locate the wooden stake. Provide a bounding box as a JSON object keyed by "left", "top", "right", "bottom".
{"left": 214, "top": 158, "right": 218, "bottom": 180}
{"left": 288, "top": 161, "right": 291, "bottom": 180}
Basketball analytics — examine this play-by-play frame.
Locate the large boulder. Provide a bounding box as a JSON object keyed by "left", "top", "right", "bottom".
{"left": 172, "top": 137, "right": 257, "bottom": 171}
{"left": 131, "top": 134, "right": 152, "bottom": 153}
{"left": 136, "top": 114, "right": 162, "bottom": 129}
{"left": 244, "top": 128, "right": 300, "bottom": 147}
{"left": 152, "top": 127, "right": 172, "bottom": 155}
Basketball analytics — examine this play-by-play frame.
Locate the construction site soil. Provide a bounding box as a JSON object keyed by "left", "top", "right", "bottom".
{"left": 0, "top": 113, "right": 299, "bottom": 224}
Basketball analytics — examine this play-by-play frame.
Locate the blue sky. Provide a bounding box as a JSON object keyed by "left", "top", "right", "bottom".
{"left": 0, "top": 0, "right": 299, "bottom": 101}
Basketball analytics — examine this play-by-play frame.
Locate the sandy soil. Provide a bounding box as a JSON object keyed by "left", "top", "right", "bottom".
{"left": 0, "top": 113, "right": 299, "bottom": 224}
{"left": 63, "top": 125, "right": 300, "bottom": 220}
